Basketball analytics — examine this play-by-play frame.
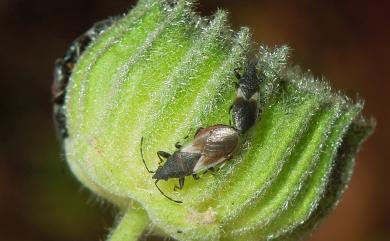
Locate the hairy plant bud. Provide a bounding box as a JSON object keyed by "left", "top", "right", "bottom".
{"left": 54, "top": 1, "right": 374, "bottom": 240}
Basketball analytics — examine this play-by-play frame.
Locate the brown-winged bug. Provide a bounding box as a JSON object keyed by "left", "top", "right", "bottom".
{"left": 141, "top": 124, "right": 239, "bottom": 203}
{"left": 52, "top": 17, "right": 120, "bottom": 140}
{"left": 230, "top": 57, "right": 263, "bottom": 134}
{"left": 140, "top": 56, "right": 265, "bottom": 203}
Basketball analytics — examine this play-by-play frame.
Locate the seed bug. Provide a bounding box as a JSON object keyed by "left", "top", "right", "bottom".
{"left": 230, "top": 58, "right": 263, "bottom": 134}
{"left": 141, "top": 124, "right": 239, "bottom": 203}
{"left": 52, "top": 17, "right": 120, "bottom": 140}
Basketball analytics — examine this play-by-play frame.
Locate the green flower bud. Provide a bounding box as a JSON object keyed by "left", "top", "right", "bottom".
{"left": 56, "top": 0, "right": 374, "bottom": 240}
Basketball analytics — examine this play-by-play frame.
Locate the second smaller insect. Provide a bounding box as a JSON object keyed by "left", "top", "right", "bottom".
{"left": 141, "top": 124, "right": 239, "bottom": 203}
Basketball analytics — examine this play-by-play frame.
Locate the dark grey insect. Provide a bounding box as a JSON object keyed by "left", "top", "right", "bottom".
{"left": 52, "top": 17, "right": 120, "bottom": 140}
{"left": 230, "top": 58, "right": 263, "bottom": 134}
{"left": 141, "top": 124, "right": 239, "bottom": 203}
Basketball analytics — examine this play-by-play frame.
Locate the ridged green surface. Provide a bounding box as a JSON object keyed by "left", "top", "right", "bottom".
{"left": 62, "top": 0, "right": 374, "bottom": 240}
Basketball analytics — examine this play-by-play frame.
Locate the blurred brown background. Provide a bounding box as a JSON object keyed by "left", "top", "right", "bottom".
{"left": 0, "top": 0, "right": 388, "bottom": 241}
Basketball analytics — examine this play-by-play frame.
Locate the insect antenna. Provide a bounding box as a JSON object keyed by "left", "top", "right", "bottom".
{"left": 155, "top": 180, "right": 182, "bottom": 204}
{"left": 140, "top": 136, "right": 155, "bottom": 173}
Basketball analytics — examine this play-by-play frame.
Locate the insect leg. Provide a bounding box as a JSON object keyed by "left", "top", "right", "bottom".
{"left": 182, "top": 130, "right": 191, "bottom": 140}
{"left": 209, "top": 167, "right": 218, "bottom": 177}
{"left": 194, "top": 127, "right": 204, "bottom": 136}
{"left": 192, "top": 174, "right": 200, "bottom": 180}
{"left": 174, "top": 177, "right": 185, "bottom": 191}
{"left": 228, "top": 104, "right": 235, "bottom": 126}
{"left": 155, "top": 180, "right": 182, "bottom": 203}
{"left": 157, "top": 151, "right": 171, "bottom": 164}
{"left": 175, "top": 128, "right": 196, "bottom": 148}
{"left": 140, "top": 137, "right": 155, "bottom": 173}
{"left": 175, "top": 142, "right": 182, "bottom": 149}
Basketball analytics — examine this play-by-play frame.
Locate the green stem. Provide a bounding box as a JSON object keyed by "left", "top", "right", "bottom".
{"left": 107, "top": 208, "right": 150, "bottom": 241}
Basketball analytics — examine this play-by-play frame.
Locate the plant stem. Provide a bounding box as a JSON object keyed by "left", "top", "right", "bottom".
{"left": 108, "top": 208, "right": 150, "bottom": 241}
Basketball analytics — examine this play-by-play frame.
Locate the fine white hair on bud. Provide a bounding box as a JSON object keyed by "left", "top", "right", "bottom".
{"left": 54, "top": 0, "right": 374, "bottom": 241}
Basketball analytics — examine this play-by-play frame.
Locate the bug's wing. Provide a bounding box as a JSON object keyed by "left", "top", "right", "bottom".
{"left": 203, "top": 127, "right": 239, "bottom": 157}
{"left": 181, "top": 130, "right": 210, "bottom": 153}
{"left": 193, "top": 127, "right": 239, "bottom": 172}
{"left": 193, "top": 155, "right": 229, "bottom": 173}
{"left": 192, "top": 137, "right": 234, "bottom": 172}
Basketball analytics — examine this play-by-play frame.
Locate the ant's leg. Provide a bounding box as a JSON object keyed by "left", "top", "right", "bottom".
{"left": 155, "top": 180, "right": 182, "bottom": 203}
{"left": 192, "top": 174, "right": 200, "bottom": 180}
{"left": 174, "top": 177, "right": 185, "bottom": 191}
{"left": 157, "top": 151, "right": 171, "bottom": 164}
